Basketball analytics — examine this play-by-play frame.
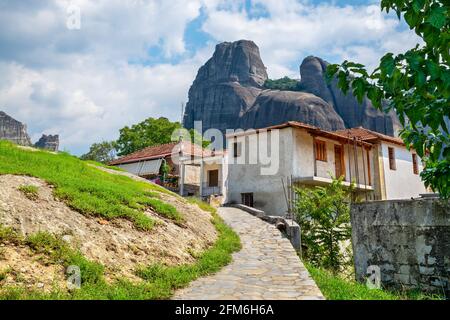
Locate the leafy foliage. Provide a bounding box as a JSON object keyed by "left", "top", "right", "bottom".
{"left": 115, "top": 117, "right": 182, "bottom": 156}
{"left": 80, "top": 141, "right": 117, "bottom": 164}
{"left": 294, "top": 178, "right": 353, "bottom": 274}
{"left": 264, "top": 76, "right": 301, "bottom": 91}
{"left": 326, "top": 0, "right": 450, "bottom": 198}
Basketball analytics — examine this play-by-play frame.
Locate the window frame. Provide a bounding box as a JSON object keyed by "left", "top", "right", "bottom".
{"left": 388, "top": 147, "right": 396, "bottom": 170}
{"left": 241, "top": 193, "right": 254, "bottom": 207}
{"left": 315, "top": 139, "right": 327, "bottom": 162}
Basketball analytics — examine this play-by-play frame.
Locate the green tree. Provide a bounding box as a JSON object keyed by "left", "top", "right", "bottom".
{"left": 264, "top": 76, "right": 300, "bottom": 91}
{"left": 326, "top": 0, "right": 449, "bottom": 198}
{"left": 294, "top": 178, "right": 353, "bottom": 274}
{"left": 80, "top": 141, "right": 117, "bottom": 164}
{"left": 115, "top": 117, "right": 181, "bottom": 156}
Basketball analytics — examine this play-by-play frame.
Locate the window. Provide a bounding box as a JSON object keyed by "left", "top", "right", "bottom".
{"left": 233, "top": 142, "right": 241, "bottom": 158}
{"left": 208, "top": 169, "right": 219, "bottom": 187}
{"left": 412, "top": 154, "right": 419, "bottom": 175}
{"left": 241, "top": 193, "right": 254, "bottom": 207}
{"left": 315, "top": 140, "right": 327, "bottom": 161}
{"left": 388, "top": 147, "right": 396, "bottom": 170}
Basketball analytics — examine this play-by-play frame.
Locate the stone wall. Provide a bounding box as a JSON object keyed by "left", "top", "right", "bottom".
{"left": 351, "top": 198, "right": 449, "bottom": 297}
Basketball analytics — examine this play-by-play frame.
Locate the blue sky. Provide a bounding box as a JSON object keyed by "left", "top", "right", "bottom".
{"left": 0, "top": 0, "right": 420, "bottom": 155}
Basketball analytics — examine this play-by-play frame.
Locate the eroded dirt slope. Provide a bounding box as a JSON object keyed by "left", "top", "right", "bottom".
{"left": 0, "top": 174, "right": 217, "bottom": 285}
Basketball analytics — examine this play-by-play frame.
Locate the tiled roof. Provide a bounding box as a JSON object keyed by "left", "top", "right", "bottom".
{"left": 110, "top": 141, "right": 214, "bottom": 165}
{"left": 226, "top": 121, "right": 404, "bottom": 147}
{"left": 334, "top": 127, "right": 404, "bottom": 145}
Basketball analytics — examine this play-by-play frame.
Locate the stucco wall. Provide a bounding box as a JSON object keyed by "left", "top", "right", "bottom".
{"left": 226, "top": 128, "right": 294, "bottom": 216}
{"left": 292, "top": 129, "right": 374, "bottom": 187}
{"left": 351, "top": 199, "right": 449, "bottom": 296}
{"left": 381, "top": 142, "right": 426, "bottom": 199}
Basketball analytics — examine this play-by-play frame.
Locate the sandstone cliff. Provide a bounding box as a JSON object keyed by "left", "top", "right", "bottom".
{"left": 183, "top": 40, "right": 399, "bottom": 136}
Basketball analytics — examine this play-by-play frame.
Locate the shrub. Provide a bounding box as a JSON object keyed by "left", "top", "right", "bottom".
{"left": 294, "top": 177, "right": 353, "bottom": 274}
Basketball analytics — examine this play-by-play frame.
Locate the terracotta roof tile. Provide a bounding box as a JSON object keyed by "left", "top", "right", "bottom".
{"left": 110, "top": 141, "right": 214, "bottom": 165}
{"left": 334, "top": 127, "right": 404, "bottom": 145}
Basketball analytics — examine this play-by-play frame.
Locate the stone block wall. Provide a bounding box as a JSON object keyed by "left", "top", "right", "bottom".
{"left": 351, "top": 198, "right": 449, "bottom": 297}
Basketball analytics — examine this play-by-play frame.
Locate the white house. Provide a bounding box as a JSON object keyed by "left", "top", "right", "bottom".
{"left": 226, "top": 121, "right": 427, "bottom": 216}
{"left": 179, "top": 150, "right": 228, "bottom": 201}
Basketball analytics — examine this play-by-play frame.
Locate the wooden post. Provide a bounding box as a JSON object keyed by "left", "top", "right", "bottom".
{"left": 312, "top": 136, "right": 317, "bottom": 176}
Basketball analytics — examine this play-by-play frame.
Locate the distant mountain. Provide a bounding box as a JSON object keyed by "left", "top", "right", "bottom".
{"left": 183, "top": 40, "right": 400, "bottom": 136}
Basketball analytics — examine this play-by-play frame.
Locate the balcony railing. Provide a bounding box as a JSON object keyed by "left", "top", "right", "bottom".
{"left": 201, "top": 182, "right": 222, "bottom": 196}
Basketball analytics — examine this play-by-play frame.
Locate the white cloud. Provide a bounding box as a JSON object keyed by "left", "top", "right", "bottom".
{"left": 0, "top": 0, "right": 422, "bottom": 154}
{"left": 201, "top": 1, "right": 421, "bottom": 75}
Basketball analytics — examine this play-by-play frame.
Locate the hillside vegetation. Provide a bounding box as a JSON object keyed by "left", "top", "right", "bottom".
{"left": 0, "top": 141, "right": 181, "bottom": 230}
{"left": 0, "top": 141, "right": 240, "bottom": 299}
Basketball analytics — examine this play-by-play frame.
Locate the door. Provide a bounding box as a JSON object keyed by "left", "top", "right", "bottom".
{"left": 334, "top": 145, "right": 345, "bottom": 179}
{"left": 241, "top": 193, "right": 254, "bottom": 207}
{"left": 208, "top": 169, "right": 219, "bottom": 187}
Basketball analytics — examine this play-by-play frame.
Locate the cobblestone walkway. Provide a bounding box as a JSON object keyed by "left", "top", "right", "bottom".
{"left": 173, "top": 207, "right": 324, "bottom": 300}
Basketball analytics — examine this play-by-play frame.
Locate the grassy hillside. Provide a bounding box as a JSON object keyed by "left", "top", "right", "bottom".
{"left": 0, "top": 141, "right": 182, "bottom": 229}
{"left": 0, "top": 141, "right": 241, "bottom": 299}
{"left": 306, "top": 264, "right": 443, "bottom": 300}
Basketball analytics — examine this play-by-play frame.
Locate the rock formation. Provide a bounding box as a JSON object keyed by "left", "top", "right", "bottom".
{"left": 297, "top": 56, "right": 399, "bottom": 135}
{"left": 0, "top": 111, "right": 59, "bottom": 151}
{"left": 34, "top": 134, "right": 59, "bottom": 152}
{"left": 0, "top": 111, "right": 32, "bottom": 146}
{"left": 183, "top": 40, "right": 399, "bottom": 136}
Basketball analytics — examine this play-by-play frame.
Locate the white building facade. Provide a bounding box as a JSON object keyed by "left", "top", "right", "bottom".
{"left": 226, "top": 122, "right": 427, "bottom": 216}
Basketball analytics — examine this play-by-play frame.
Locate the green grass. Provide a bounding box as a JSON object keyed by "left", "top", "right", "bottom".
{"left": 83, "top": 160, "right": 126, "bottom": 172}
{"left": 306, "top": 263, "right": 443, "bottom": 300}
{"left": 0, "top": 200, "right": 241, "bottom": 300}
{"left": 17, "top": 185, "right": 39, "bottom": 200}
{"left": 0, "top": 141, "right": 180, "bottom": 230}
{"left": 186, "top": 197, "right": 216, "bottom": 214}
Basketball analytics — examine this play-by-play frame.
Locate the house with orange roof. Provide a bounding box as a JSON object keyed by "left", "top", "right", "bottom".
{"left": 110, "top": 141, "right": 228, "bottom": 198}
{"left": 225, "top": 121, "right": 427, "bottom": 216}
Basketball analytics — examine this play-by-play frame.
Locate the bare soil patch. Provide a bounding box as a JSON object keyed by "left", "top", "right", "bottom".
{"left": 0, "top": 174, "right": 217, "bottom": 282}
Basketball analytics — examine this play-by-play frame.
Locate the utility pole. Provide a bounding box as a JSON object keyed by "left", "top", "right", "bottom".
{"left": 180, "top": 102, "right": 185, "bottom": 125}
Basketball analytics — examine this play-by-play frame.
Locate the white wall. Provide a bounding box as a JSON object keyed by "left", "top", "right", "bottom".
{"left": 226, "top": 128, "right": 294, "bottom": 216}
{"left": 292, "top": 130, "right": 373, "bottom": 187}
{"left": 381, "top": 142, "right": 426, "bottom": 199}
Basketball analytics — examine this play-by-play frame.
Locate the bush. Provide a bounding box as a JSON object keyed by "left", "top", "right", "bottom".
{"left": 294, "top": 177, "right": 353, "bottom": 274}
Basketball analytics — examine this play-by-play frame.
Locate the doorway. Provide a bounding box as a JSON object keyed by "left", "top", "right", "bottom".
{"left": 334, "top": 145, "right": 345, "bottom": 179}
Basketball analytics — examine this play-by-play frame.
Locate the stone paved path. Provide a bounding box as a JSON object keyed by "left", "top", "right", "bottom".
{"left": 173, "top": 207, "right": 324, "bottom": 300}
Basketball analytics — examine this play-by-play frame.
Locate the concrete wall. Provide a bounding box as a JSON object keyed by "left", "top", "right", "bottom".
{"left": 381, "top": 142, "right": 427, "bottom": 199}
{"left": 351, "top": 198, "right": 450, "bottom": 296}
{"left": 226, "top": 128, "right": 294, "bottom": 216}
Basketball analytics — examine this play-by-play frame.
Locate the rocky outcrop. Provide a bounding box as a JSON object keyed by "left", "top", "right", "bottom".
{"left": 34, "top": 134, "right": 59, "bottom": 152}
{"left": 239, "top": 90, "right": 345, "bottom": 131}
{"left": 183, "top": 40, "right": 268, "bottom": 133}
{"left": 298, "top": 56, "right": 399, "bottom": 136}
{"left": 183, "top": 40, "right": 399, "bottom": 136}
{"left": 0, "top": 111, "right": 32, "bottom": 146}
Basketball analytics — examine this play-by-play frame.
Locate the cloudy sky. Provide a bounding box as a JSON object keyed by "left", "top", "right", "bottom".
{"left": 0, "top": 0, "right": 420, "bottom": 155}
